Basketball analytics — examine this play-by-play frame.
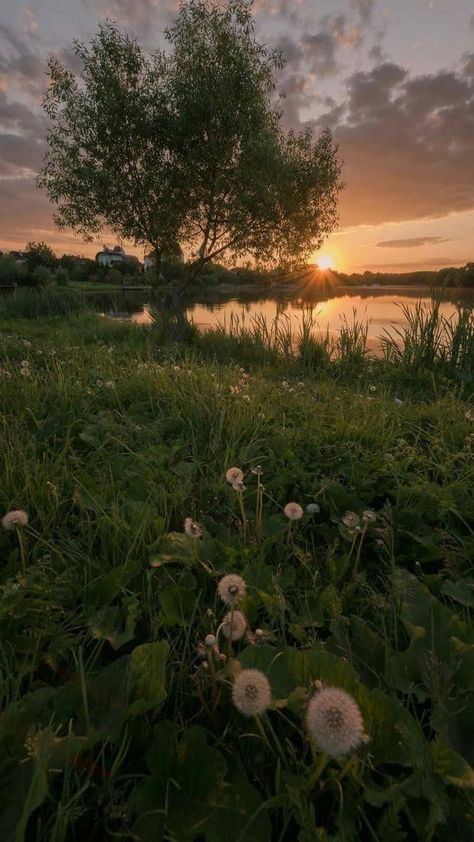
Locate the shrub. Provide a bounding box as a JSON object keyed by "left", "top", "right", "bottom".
{"left": 55, "top": 267, "right": 70, "bottom": 287}
{"left": 0, "top": 255, "right": 27, "bottom": 287}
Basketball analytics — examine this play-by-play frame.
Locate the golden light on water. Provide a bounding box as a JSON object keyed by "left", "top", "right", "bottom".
{"left": 316, "top": 254, "right": 335, "bottom": 270}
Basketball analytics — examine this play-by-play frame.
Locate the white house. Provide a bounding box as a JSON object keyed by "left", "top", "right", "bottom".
{"left": 95, "top": 245, "right": 141, "bottom": 269}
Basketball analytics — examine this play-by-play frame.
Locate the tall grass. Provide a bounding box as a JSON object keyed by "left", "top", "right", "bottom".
{"left": 0, "top": 287, "right": 91, "bottom": 319}
{"left": 381, "top": 299, "right": 474, "bottom": 376}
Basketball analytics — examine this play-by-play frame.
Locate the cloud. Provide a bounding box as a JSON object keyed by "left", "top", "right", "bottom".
{"left": 349, "top": 0, "right": 375, "bottom": 23}
{"left": 375, "top": 237, "right": 451, "bottom": 248}
{"left": 80, "top": 0, "right": 178, "bottom": 34}
{"left": 311, "top": 56, "right": 474, "bottom": 226}
{"left": 0, "top": 23, "right": 45, "bottom": 93}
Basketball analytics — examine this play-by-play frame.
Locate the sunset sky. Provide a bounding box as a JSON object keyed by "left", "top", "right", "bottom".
{"left": 0, "top": 0, "right": 473, "bottom": 272}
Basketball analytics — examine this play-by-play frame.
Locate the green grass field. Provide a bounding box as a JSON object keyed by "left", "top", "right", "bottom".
{"left": 0, "top": 299, "right": 473, "bottom": 841}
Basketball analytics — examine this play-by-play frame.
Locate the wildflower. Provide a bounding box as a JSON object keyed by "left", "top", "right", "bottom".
{"left": 306, "top": 685, "right": 366, "bottom": 757}
{"left": 20, "top": 366, "right": 31, "bottom": 377}
{"left": 184, "top": 517, "right": 202, "bottom": 538}
{"left": 284, "top": 502, "right": 304, "bottom": 521}
{"left": 232, "top": 669, "right": 271, "bottom": 717}
{"left": 342, "top": 511, "right": 359, "bottom": 530}
{"left": 362, "top": 509, "right": 376, "bottom": 524}
{"left": 222, "top": 610, "right": 247, "bottom": 641}
{"left": 205, "top": 634, "right": 217, "bottom": 647}
{"left": 306, "top": 503, "right": 321, "bottom": 514}
{"left": 465, "top": 409, "right": 474, "bottom": 422}
{"left": 2, "top": 510, "right": 28, "bottom": 530}
{"left": 369, "top": 385, "right": 376, "bottom": 392}
{"left": 105, "top": 380, "right": 115, "bottom": 389}
{"left": 226, "top": 467, "right": 244, "bottom": 485}
{"left": 217, "top": 574, "right": 247, "bottom": 606}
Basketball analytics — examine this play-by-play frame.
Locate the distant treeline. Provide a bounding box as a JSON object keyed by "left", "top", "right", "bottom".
{"left": 337, "top": 264, "right": 474, "bottom": 288}
{"left": 1, "top": 240, "right": 472, "bottom": 290}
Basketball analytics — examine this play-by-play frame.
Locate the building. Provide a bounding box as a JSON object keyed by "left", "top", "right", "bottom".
{"left": 9, "top": 250, "right": 27, "bottom": 263}
{"left": 95, "top": 245, "right": 141, "bottom": 270}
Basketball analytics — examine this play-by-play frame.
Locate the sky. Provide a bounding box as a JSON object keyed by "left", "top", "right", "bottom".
{"left": 0, "top": 0, "right": 473, "bottom": 272}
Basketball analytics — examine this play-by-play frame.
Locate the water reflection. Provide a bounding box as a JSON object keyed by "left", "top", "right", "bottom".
{"left": 90, "top": 286, "right": 473, "bottom": 353}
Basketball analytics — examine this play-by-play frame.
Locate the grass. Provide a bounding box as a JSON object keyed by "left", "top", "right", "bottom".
{"left": 0, "top": 306, "right": 473, "bottom": 841}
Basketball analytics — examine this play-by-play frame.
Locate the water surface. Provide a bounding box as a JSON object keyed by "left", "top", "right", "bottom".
{"left": 90, "top": 285, "right": 473, "bottom": 353}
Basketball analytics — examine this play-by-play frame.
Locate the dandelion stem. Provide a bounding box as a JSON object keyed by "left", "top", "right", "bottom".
{"left": 237, "top": 489, "right": 248, "bottom": 543}
{"left": 16, "top": 528, "right": 26, "bottom": 575}
{"left": 353, "top": 524, "right": 368, "bottom": 577}
{"left": 305, "top": 752, "right": 329, "bottom": 792}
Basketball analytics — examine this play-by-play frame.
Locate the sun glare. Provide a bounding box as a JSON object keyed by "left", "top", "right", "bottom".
{"left": 316, "top": 255, "right": 335, "bottom": 270}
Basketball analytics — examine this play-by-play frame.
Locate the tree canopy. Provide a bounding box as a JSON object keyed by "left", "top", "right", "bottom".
{"left": 39, "top": 0, "right": 343, "bottom": 284}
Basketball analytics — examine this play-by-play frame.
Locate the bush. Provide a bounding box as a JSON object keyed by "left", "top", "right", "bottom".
{"left": 0, "top": 255, "right": 27, "bottom": 287}
{"left": 30, "top": 265, "right": 54, "bottom": 287}
{"left": 0, "top": 288, "right": 90, "bottom": 319}
{"left": 55, "top": 267, "right": 70, "bottom": 286}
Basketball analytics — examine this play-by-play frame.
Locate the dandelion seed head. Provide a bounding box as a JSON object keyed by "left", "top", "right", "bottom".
{"left": 342, "top": 511, "right": 359, "bottom": 530}
{"left": 226, "top": 467, "right": 244, "bottom": 484}
{"left": 465, "top": 409, "right": 474, "bottom": 422}
{"left": 251, "top": 465, "right": 263, "bottom": 476}
{"left": 205, "top": 634, "right": 216, "bottom": 647}
{"left": 2, "top": 510, "right": 28, "bottom": 530}
{"left": 184, "top": 517, "right": 202, "bottom": 538}
{"left": 232, "top": 668, "right": 271, "bottom": 716}
{"left": 222, "top": 610, "right": 247, "bottom": 640}
{"left": 217, "top": 574, "right": 247, "bottom": 605}
{"left": 306, "top": 686, "right": 365, "bottom": 757}
{"left": 306, "top": 503, "right": 320, "bottom": 514}
{"left": 284, "top": 502, "right": 304, "bottom": 521}
{"left": 362, "top": 509, "right": 376, "bottom": 524}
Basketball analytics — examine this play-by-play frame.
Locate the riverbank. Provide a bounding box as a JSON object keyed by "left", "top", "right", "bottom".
{"left": 0, "top": 310, "right": 473, "bottom": 839}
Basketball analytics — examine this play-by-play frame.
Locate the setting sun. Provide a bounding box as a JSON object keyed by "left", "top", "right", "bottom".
{"left": 316, "top": 254, "right": 335, "bottom": 270}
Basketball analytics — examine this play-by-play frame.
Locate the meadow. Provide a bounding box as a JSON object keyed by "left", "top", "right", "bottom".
{"left": 0, "top": 290, "right": 473, "bottom": 841}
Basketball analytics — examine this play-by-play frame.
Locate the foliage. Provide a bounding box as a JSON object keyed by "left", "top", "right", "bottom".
{"left": 0, "top": 256, "right": 27, "bottom": 287}
{"left": 24, "top": 242, "right": 57, "bottom": 271}
{"left": 0, "top": 309, "right": 473, "bottom": 838}
{"left": 39, "top": 1, "right": 342, "bottom": 284}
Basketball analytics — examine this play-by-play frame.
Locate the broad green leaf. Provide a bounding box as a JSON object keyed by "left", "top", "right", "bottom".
{"left": 127, "top": 640, "right": 169, "bottom": 717}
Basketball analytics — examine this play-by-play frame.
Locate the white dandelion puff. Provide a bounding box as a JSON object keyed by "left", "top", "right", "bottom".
{"left": 342, "top": 511, "right": 359, "bottom": 530}
{"left": 226, "top": 467, "right": 244, "bottom": 485}
{"left": 184, "top": 517, "right": 202, "bottom": 538}
{"left": 306, "top": 686, "right": 366, "bottom": 758}
{"left": 362, "top": 509, "right": 376, "bottom": 524}
{"left": 2, "top": 510, "right": 29, "bottom": 531}
{"left": 232, "top": 669, "right": 271, "bottom": 716}
{"left": 221, "top": 610, "right": 247, "bottom": 641}
{"left": 306, "top": 503, "right": 321, "bottom": 514}
{"left": 204, "top": 634, "right": 217, "bottom": 647}
{"left": 217, "top": 574, "right": 247, "bottom": 606}
{"left": 284, "top": 502, "right": 304, "bottom": 521}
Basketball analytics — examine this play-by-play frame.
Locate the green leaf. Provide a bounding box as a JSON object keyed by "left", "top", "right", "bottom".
{"left": 159, "top": 586, "right": 196, "bottom": 627}
{"left": 431, "top": 738, "right": 474, "bottom": 789}
{"left": 127, "top": 641, "right": 169, "bottom": 717}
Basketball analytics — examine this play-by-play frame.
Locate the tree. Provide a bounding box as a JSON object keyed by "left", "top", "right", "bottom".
{"left": 39, "top": 0, "right": 342, "bottom": 295}
{"left": 24, "top": 241, "right": 57, "bottom": 271}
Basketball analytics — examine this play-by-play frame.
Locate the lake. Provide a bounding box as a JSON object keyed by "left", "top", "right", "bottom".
{"left": 89, "top": 285, "right": 474, "bottom": 353}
